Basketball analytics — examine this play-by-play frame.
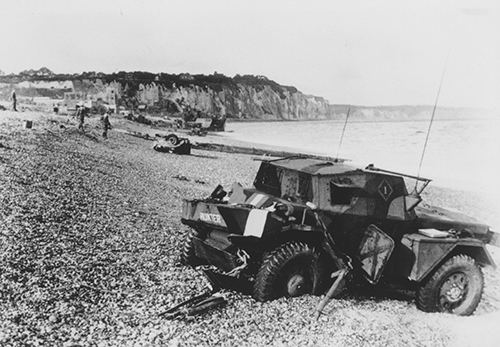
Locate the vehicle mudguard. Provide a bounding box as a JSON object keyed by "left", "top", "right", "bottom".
{"left": 398, "top": 233, "right": 496, "bottom": 282}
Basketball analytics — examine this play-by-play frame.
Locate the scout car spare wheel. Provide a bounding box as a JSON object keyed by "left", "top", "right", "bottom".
{"left": 180, "top": 229, "right": 203, "bottom": 266}
{"left": 253, "top": 241, "right": 326, "bottom": 301}
{"left": 416, "top": 254, "right": 483, "bottom": 315}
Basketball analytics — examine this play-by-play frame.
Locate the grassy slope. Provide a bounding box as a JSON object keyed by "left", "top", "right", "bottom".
{"left": 0, "top": 111, "right": 498, "bottom": 346}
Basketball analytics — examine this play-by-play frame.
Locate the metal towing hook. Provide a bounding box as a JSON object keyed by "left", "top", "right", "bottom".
{"left": 159, "top": 270, "right": 227, "bottom": 320}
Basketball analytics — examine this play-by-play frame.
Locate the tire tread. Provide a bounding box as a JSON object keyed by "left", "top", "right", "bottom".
{"left": 179, "top": 229, "right": 202, "bottom": 267}
{"left": 416, "top": 254, "right": 483, "bottom": 315}
{"left": 253, "top": 241, "right": 322, "bottom": 302}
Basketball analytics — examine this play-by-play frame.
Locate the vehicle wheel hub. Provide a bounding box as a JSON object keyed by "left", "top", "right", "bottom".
{"left": 440, "top": 272, "right": 468, "bottom": 309}
{"left": 287, "top": 274, "right": 306, "bottom": 297}
{"left": 445, "top": 285, "right": 464, "bottom": 302}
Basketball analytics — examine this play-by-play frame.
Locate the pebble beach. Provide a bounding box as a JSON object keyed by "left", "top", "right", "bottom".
{"left": 0, "top": 110, "right": 499, "bottom": 346}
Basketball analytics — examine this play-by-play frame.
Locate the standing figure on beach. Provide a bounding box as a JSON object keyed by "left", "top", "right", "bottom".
{"left": 101, "top": 110, "right": 112, "bottom": 138}
{"left": 77, "top": 104, "right": 86, "bottom": 131}
{"left": 10, "top": 90, "right": 17, "bottom": 111}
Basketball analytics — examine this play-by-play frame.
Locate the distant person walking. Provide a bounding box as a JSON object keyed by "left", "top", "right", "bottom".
{"left": 76, "top": 104, "right": 86, "bottom": 131}
{"left": 101, "top": 110, "right": 112, "bottom": 138}
{"left": 10, "top": 90, "right": 17, "bottom": 111}
{"left": 75, "top": 105, "right": 81, "bottom": 129}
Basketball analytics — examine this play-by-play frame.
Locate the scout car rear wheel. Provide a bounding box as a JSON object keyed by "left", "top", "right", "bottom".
{"left": 253, "top": 241, "right": 326, "bottom": 301}
{"left": 416, "top": 254, "right": 483, "bottom": 315}
{"left": 179, "top": 229, "right": 203, "bottom": 267}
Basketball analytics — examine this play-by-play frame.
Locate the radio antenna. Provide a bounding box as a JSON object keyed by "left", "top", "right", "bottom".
{"left": 335, "top": 107, "right": 351, "bottom": 161}
{"left": 415, "top": 52, "right": 450, "bottom": 191}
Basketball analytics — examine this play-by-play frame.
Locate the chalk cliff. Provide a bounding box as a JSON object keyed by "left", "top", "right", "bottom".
{"left": 0, "top": 71, "right": 334, "bottom": 120}
{"left": 136, "top": 82, "right": 331, "bottom": 120}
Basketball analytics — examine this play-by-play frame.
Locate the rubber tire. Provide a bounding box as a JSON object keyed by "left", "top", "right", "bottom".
{"left": 253, "top": 241, "right": 326, "bottom": 302}
{"left": 416, "top": 254, "right": 483, "bottom": 316}
{"left": 179, "top": 229, "right": 203, "bottom": 267}
{"left": 165, "top": 134, "right": 179, "bottom": 145}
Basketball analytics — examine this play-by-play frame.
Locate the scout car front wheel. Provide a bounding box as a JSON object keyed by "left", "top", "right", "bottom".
{"left": 253, "top": 241, "right": 326, "bottom": 301}
{"left": 416, "top": 254, "right": 483, "bottom": 315}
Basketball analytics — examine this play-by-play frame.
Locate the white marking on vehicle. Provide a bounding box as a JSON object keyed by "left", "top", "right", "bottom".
{"left": 199, "top": 212, "right": 223, "bottom": 224}
{"left": 378, "top": 179, "right": 393, "bottom": 201}
{"left": 244, "top": 209, "right": 268, "bottom": 238}
{"left": 248, "top": 193, "right": 267, "bottom": 207}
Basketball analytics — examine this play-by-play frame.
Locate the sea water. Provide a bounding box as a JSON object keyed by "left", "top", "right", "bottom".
{"left": 224, "top": 119, "right": 500, "bottom": 197}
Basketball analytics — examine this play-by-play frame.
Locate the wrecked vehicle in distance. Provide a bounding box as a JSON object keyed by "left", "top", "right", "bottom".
{"left": 180, "top": 156, "right": 499, "bottom": 315}
{"left": 153, "top": 133, "right": 191, "bottom": 155}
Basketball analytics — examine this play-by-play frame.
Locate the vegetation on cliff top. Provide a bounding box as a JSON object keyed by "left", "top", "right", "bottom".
{"left": 0, "top": 68, "right": 298, "bottom": 97}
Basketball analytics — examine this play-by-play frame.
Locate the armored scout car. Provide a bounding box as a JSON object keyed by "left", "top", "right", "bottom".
{"left": 180, "top": 156, "right": 499, "bottom": 315}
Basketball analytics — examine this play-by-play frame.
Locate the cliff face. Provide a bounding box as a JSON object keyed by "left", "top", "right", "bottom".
{"left": 136, "top": 83, "right": 331, "bottom": 120}
{"left": 0, "top": 72, "right": 334, "bottom": 120}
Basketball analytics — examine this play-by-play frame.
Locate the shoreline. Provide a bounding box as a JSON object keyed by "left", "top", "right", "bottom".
{"left": 226, "top": 116, "right": 500, "bottom": 124}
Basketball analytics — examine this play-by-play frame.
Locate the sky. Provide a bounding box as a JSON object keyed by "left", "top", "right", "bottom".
{"left": 1, "top": 0, "right": 499, "bottom": 108}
